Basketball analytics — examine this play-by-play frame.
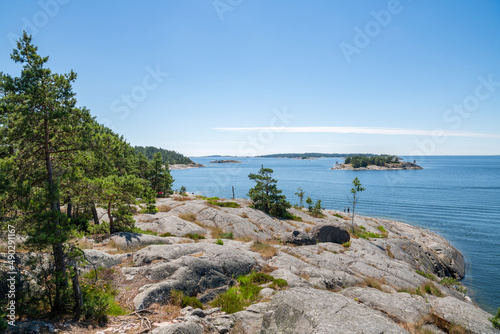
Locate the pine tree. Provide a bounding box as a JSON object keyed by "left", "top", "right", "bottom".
{"left": 148, "top": 152, "right": 174, "bottom": 197}
{"left": 248, "top": 165, "right": 291, "bottom": 218}
{"left": 0, "top": 32, "right": 93, "bottom": 314}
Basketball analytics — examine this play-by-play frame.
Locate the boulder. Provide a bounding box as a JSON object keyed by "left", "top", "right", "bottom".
{"left": 282, "top": 230, "right": 316, "bottom": 246}
{"left": 135, "top": 214, "right": 207, "bottom": 237}
{"left": 309, "top": 224, "right": 350, "bottom": 244}
{"left": 82, "top": 249, "right": 120, "bottom": 269}
{"left": 430, "top": 297, "right": 499, "bottom": 334}
{"left": 151, "top": 322, "right": 204, "bottom": 334}
{"left": 261, "top": 287, "right": 409, "bottom": 333}
{"left": 110, "top": 232, "right": 186, "bottom": 250}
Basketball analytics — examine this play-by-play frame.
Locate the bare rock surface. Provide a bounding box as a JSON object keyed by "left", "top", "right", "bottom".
{"left": 135, "top": 213, "right": 207, "bottom": 237}
{"left": 110, "top": 232, "right": 188, "bottom": 249}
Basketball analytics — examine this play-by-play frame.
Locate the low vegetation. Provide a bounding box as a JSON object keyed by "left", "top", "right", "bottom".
{"left": 440, "top": 277, "right": 467, "bottom": 294}
{"left": 210, "top": 272, "right": 287, "bottom": 313}
{"left": 178, "top": 213, "right": 197, "bottom": 222}
{"left": 350, "top": 226, "right": 385, "bottom": 239}
{"left": 250, "top": 241, "right": 278, "bottom": 258}
{"left": 169, "top": 290, "right": 203, "bottom": 309}
{"left": 416, "top": 270, "right": 436, "bottom": 281}
{"left": 490, "top": 308, "right": 500, "bottom": 329}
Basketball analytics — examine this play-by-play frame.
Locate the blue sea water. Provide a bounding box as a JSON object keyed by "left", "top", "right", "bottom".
{"left": 171, "top": 155, "right": 500, "bottom": 313}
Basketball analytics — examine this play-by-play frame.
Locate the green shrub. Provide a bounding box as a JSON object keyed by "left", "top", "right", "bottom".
{"left": 81, "top": 268, "right": 128, "bottom": 323}
{"left": 351, "top": 227, "right": 384, "bottom": 239}
{"left": 86, "top": 222, "right": 110, "bottom": 235}
{"left": 160, "top": 232, "right": 175, "bottom": 237}
{"left": 208, "top": 200, "right": 241, "bottom": 208}
{"left": 220, "top": 232, "right": 233, "bottom": 240}
{"left": 342, "top": 241, "right": 351, "bottom": 248}
{"left": 182, "top": 296, "right": 203, "bottom": 309}
{"left": 270, "top": 278, "right": 288, "bottom": 288}
{"left": 248, "top": 272, "right": 274, "bottom": 284}
{"left": 291, "top": 215, "right": 302, "bottom": 222}
{"left": 416, "top": 270, "right": 436, "bottom": 281}
{"left": 377, "top": 226, "right": 386, "bottom": 232}
{"left": 210, "top": 287, "right": 247, "bottom": 313}
{"left": 490, "top": 308, "right": 500, "bottom": 329}
{"left": 215, "top": 238, "right": 224, "bottom": 245}
{"left": 333, "top": 213, "right": 343, "bottom": 219}
{"left": 440, "top": 277, "right": 467, "bottom": 294}
{"left": 184, "top": 233, "right": 205, "bottom": 240}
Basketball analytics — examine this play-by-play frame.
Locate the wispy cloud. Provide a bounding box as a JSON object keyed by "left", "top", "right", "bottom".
{"left": 214, "top": 126, "right": 500, "bottom": 139}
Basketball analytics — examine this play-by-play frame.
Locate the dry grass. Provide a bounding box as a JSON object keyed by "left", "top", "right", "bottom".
{"left": 250, "top": 241, "right": 278, "bottom": 259}
{"left": 235, "top": 235, "right": 253, "bottom": 242}
{"left": 172, "top": 196, "right": 193, "bottom": 202}
{"left": 157, "top": 205, "right": 171, "bottom": 212}
{"left": 386, "top": 245, "right": 394, "bottom": 258}
{"left": 240, "top": 212, "right": 249, "bottom": 218}
{"left": 207, "top": 226, "right": 224, "bottom": 239}
{"left": 178, "top": 213, "right": 196, "bottom": 222}
{"left": 261, "top": 264, "right": 278, "bottom": 274}
{"left": 305, "top": 226, "right": 312, "bottom": 233}
{"left": 362, "top": 277, "right": 387, "bottom": 291}
{"left": 401, "top": 314, "right": 472, "bottom": 334}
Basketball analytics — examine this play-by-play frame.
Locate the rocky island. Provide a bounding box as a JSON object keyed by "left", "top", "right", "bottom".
{"left": 4, "top": 196, "right": 498, "bottom": 333}
{"left": 169, "top": 163, "right": 206, "bottom": 170}
{"left": 209, "top": 160, "right": 242, "bottom": 164}
{"left": 332, "top": 155, "right": 423, "bottom": 171}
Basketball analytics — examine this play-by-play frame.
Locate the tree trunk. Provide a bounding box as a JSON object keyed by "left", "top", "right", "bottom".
{"left": 107, "top": 202, "right": 114, "bottom": 233}
{"left": 67, "top": 200, "right": 72, "bottom": 220}
{"left": 72, "top": 262, "right": 83, "bottom": 320}
{"left": 44, "top": 117, "right": 66, "bottom": 314}
{"left": 91, "top": 202, "right": 99, "bottom": 225}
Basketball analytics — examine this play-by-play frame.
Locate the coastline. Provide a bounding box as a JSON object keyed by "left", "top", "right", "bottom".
{"left": 169, "top": 163, "right": 206, "bottom": 170}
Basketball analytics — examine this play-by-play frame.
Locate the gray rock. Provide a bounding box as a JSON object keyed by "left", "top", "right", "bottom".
{"left": 135, "top": 213, "right": 207, "bottom": 237}
{"left": 430, "top": 296, "right": 500, "bottom": 334}
{"left": 282, "top": 230, "right": 316, "bottom": 246}
{"left": 261, "top": 287, "right": 409, "bottom": 333}
{"left": 190, "top": 308, "right": 206, "bottom": 318}
{"left": 259, "top": 287, "right": 275, "bottom": 298}
{"left": 309, "top": 224, "right": 350, "bottom": 244}
{"left": 151, "top": 321, "right": 204, "bottom": 334}
{"left": 7, "top": 320, "right": 57, "bottom": 334}
{"left": 339, "top": 287, "right": 431, "bottom": 323}
{"left": 110, "top": 232, "right": 185, "bottom": 250}
{"left": 133, "top": 244, "right": 259, "bottom": 309}
{"left": 82, "top": 249, "right": 119, "bottom": 269}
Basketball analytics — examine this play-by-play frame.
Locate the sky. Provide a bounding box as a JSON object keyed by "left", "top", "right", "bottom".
{"left": 1, "top": 0, "right": 499, "bottom": 156}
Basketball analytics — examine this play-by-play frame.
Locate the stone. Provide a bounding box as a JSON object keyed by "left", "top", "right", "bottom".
{"left": 151, "top": 321, "right": 204, "bottom": 334}
{"left": 261, "top": 288, "right": 409, "bottom": 333}
{"left": 135, "top": 213, "right": 207, "bottom": 237}
{"left": 259, "top": 287, "right": 274, "bottom": 298}
{"left": 190, "top": 308, "right": 206, "bottom": 318}
{"left": 110, "top": 232, "right": 185, "bottom": 250}
{"left": 282, "top": 230, "right": 316, "bottom": 246}
{"left": 82, "top": 249, "right": 119, "bottom": 269}
{"left": 309, "top": 224, "right": 350, "bottom": 244}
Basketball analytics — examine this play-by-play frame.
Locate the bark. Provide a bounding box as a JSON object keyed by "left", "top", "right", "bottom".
{"left": 72, "top": 263, "right": 83, "bottom": 320}
{"left": 91, "top": 202, "right": 99, "bottom": 225}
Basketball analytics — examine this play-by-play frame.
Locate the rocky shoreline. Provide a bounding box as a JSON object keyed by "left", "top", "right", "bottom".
{"left": 332, "top": 161, "right": 423, "bottom": 170}
{"left": 169, "top": 163, "right": 206, "bottom": 170}
{"left": 209, "top": 160, "right": 242, "bottom": 164}
{"left": 2, "top": 196, "right": 498, "bottom": 333}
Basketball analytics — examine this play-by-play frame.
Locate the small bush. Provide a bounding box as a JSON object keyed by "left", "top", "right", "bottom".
{"left": 248, "top": 272, "right": 274, "bottom": 285}
{"left": 170, "top": 290, "right": 184, "bottom": 306}
{"left": 490, "top": 308, "right": 500, "bottom": 329}
{"left": 208, "top": 200, "right": 241, "bottom": 208}
{"left": 377, "top": 226, "right": 387, "bottom": 233}
{"left": 270, "top": 278, "right": 288, "bottom": 289}
{"left": 215, "top": 238, "right": 224, "bottom": 245}
{"left": 220, "top": 232, "right": 234, "bottom": 240}
{"left": 291, "top": 215, "right": 302, "bottom": 222}
{"left": 210, "top": 287, "right": 246, "bottom": 314}
{"left": 182, "top": 296, "right": 203, "bottom": 309}
{"left": 440, "top": 277, "right": 467, "bottom": 294}
{"left": 140, "top": 206, "right": 159, "bottom": 214}
{"left": 416, "top": 270, "right": 436, "bottom": 281}
{"left": 86, "top": 222, "right": 110, "bottom": 235}
{"left": 351, "top": 227, "right": 385, "bottom": 240}
{"left": 333, "top": 213, "right": 343, "bottom": 219}
{"left": 342, "top": 241, "right": 351, "bottom": 248}
{"left": 160, "top": 232, "right": 175, "bottom": 237}
{"left": 179, "top": 213, "right": 197, "bottom": 222}
{"left": 184, "top": 233, "right": 205, "bottom": 241}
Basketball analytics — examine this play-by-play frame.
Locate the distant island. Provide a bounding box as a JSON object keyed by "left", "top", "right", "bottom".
{"left": 258, "top": 153, "right": 376, "bottom": 159}
{"left": 210, "top": 159, "right": 242, "bottom": 164}
{"left": 332, "top": 155, "right": 423, "bottom": 170}
{"left": 169, "top": 163, "right": 205, "bottom": 170}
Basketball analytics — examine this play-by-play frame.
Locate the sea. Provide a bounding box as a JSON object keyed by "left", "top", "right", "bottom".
{"left": 170, "top": 155, "right": 500, "bottom": 314}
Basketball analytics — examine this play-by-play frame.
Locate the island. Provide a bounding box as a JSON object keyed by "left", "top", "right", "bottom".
{"left": 258, "top": 152, "right": 373, "bottom": 159}
{"left": 332, "top": 155, "right": 423, "bottom": 170}
{"left": 169, "top": 163, "right": 206, "bottom": 170}
{"left": 209, "top": 159, "right": 242, "bottom": 163}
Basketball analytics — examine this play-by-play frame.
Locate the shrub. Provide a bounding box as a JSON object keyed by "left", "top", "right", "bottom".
{"left": 248, "top": 272, "right": 274, "bottom": 285}
{"left": 270, "top": 278, "right": 288, "bottom": 288}
{"left": 291, "top": 215, "right": 302, "bottom": 222}
{"left": 81, "top": 268, "right": 128, "bottom": 323}
{"left": 440, "top": 277, "right": 467, "bottom": 294}
{"left": 220, "top": 232, "right": 234, "bottom": 240}
{"left": 86, "top": 222, "right": 110, "bottom": 235}
{"left": 210, "top": 287, "right": 246, "bottom": 314}
{"left": 490, "top": 308, "right": 500, "bottom": 329}
{"left": 160, "top": 232, "right": 175, "bottom": 237}
{"left": 342, "top": 241, "right": 351, "bottom": 248}
{"left": 215, "top": 238, "right": 224, "bottom": 245}
{"left": 184, "top": 233, "right": 205, "bottom": 241}
{"left": 351, "top": 227, "right": 385, "bottom": 239}
{"left": 416, "top": 270, "right": 436, "bottom": 281}
{"left": 208, "top": 200, "right": 241, "bottom": 208}
{"left": 182, "top": 296, "right": 203, "bottom": 309}
{"left": 377, "top": 226, "right": 387, "bottom": 232}
{"left": 333, "top": 213, "right": 343, "bottom": 219}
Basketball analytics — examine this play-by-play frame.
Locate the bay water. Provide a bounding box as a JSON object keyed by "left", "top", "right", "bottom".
{"left": 171, "top": 155, "right": 500, "bottom": 313}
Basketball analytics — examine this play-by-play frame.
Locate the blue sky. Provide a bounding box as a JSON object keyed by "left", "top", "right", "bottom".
{"left": 1, "top": 0, "right": 499, "bottom": 156}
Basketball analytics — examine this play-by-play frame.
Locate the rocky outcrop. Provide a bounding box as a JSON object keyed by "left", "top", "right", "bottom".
{"left": 132, "top": 243, "right": 260, "bottom": 309}
{"left": 309, "top": 224, "right": 350, "bottom": 244}
{"left": 110, "top": 232, "right": 189, "bottom": 250}
{"left": 261, "top": 287, "right": 408, "bottom": 333}
{"left": 135, "top": 213, "right": 207, "bottom": 237}
{"left": 282, "top": 230, "right": 316, "bottom": 245}
{"left": 151, "top": 322, "right": 204, "bottom": 334}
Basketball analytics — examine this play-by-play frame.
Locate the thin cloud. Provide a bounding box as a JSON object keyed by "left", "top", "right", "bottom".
{"left": 214, "top": 126, "right": 500, "bottom": 139}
